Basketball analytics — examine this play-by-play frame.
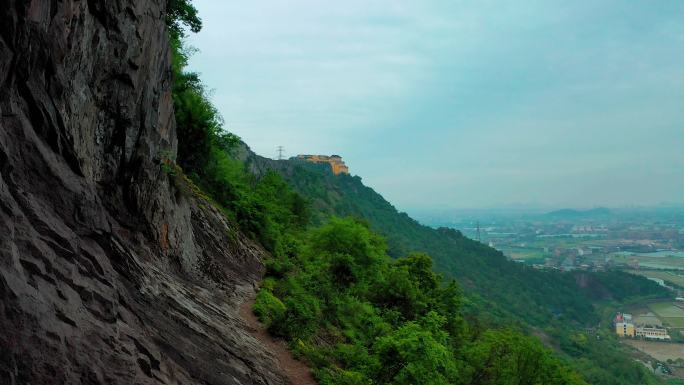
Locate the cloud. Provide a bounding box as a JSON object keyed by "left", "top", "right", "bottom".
{"left": 187, "top": 0, "right": 684, "bottom": 208}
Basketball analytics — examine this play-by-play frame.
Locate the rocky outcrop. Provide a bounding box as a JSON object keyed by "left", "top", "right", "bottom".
{"left": 0, "top": 1, "right": 286, "bottom": 384}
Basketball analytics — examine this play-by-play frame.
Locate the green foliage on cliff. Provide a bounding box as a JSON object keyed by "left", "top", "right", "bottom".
{"left": 168, "top": 33, "right": 308, "bottom": 254}
{"left": 256, "top": 218, "right": 585, "bottom": 385}
{"left": 166, "top": 0, "right": 202, "bottom": 37}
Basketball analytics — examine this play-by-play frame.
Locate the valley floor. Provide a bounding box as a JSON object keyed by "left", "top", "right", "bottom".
{"left": 623, "top": 339, "right": 684, "bottom": 363}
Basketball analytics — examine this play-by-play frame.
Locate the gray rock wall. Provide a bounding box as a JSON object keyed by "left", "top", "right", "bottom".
{"left": 0, "top": 1, "right": 286, "bottom": 384}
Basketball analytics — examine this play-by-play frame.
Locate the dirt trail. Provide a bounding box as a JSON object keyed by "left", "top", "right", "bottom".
{"left": 239, "top": 297, "right": 317, "bottom": 385}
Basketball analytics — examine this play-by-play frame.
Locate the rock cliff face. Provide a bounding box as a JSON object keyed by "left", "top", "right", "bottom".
{"left": 0, "top": 1, "right": 286, "bottom": 384}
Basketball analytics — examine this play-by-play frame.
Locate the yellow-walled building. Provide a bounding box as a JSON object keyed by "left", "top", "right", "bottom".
{"left": 615, "top": 322, "right": 636, "bottom": 337}
{"left": 297, "top": 155, "right": 349, "bottom": 175}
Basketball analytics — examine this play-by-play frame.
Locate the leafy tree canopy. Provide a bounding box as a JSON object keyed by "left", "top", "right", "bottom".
{"left": 166, "top": 0, "right": 202, "bottom": 38}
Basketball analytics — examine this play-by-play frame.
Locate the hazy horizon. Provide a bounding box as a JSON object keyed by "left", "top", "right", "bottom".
{"left": 405, "top": 201, "right": 684, "bottom": 212}
{"left": 187, "top": 0, "right": 684, "bottom": 211}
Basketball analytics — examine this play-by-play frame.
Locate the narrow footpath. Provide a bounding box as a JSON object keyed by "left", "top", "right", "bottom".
{"left": 239, "top": 297, "right": 317, "bottom": 385}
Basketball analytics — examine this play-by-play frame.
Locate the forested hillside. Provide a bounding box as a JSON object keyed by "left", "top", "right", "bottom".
{"left": 236, "top": 148, "right": 669, "bottom": 326}
{"left": 167, "top": 1, "right": 671, "bottom": 384}
{"left": 232, "top": 147, "right": 671, "bottom": 385}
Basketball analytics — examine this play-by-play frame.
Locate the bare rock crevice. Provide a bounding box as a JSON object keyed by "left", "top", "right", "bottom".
{"left": 0, "top": 1, "right": 288, "bottom": 384}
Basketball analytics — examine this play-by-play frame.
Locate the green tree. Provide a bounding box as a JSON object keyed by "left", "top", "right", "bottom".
{"left": 463, "top": 330, "right": 586, "bottom": 385}
{"left": 166, "top": 0, "right": 202, "bottom": 38}
{"left": 373, "top": 312, "right": 460, "bottom": 385}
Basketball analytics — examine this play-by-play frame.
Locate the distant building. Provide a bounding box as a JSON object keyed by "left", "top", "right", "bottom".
{"left": 615, "top": 313, "right": 637, "bottom": 338}
{"left": 636, "top": 326, "right": 670, "bottom": 341}
{"left": 616, "top": 322, "right": 636, "bottom": 337}
{"left": 296, "top": 154, "right": 349, "bottom": 175}
{"left": 619, "top": 311, "right": 672, "bottom": 340}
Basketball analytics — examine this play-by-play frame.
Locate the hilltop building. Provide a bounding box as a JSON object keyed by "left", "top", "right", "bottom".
{"left": 297, "top": 154, "right": 349, "bottom": 175}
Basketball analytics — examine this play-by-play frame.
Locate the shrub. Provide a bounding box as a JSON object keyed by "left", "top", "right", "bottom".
{"left": 253, "top": 290, "right": 286, "bottom": 330}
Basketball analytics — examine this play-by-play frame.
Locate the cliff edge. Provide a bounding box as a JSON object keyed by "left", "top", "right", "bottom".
{"left": 0, "top": 1, "right": 286, "bottom": 384}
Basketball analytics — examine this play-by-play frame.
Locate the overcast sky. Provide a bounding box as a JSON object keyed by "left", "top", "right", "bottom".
{"left": 186, "top": 0, "right": 684, "bottom": 210}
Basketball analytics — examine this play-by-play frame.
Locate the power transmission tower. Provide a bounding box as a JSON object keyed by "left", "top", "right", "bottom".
{"left": 476, "top": 221, "right": 481, "bottom": 242}
{"left": 277, "top": 146, "right": 284, "bottom": 160}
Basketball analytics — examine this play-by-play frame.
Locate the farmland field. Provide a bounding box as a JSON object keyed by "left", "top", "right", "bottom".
{"left": 649, "top": 302, "right": 684, "bottom": 328}
{"left": 626, "top": 270, "right": 684, "bottom": 289}
{"left": 612, "top": 254, "right": 684, "bottom": 270}
{"left": 623, "top": 340, "right": 684, "bottom": 361}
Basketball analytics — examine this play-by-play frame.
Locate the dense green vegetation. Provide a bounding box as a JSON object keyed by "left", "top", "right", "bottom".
{"left": 255, "top": 218, "right": 584, "bottom": 384}
{"left": 247, "top": 163, "right": 667, "bottom": 385}
{"left": 252, "top": 160, "right": 669, "bottom": 325}
{"left": 240, "top": 156, "right": 671, "bottom": 384}
{"left": 166, "top": 0, "right": 202, "bottom": 38}
{"left": 165, "top": 5, "right": 673, "bottom": 385}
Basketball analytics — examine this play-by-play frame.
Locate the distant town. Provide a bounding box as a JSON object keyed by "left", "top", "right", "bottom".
{"left": 415, "top": 206, "right": 684, "bottom": 292}
{"left": 415, "top": 205, "right": 684, "bottom": 378}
